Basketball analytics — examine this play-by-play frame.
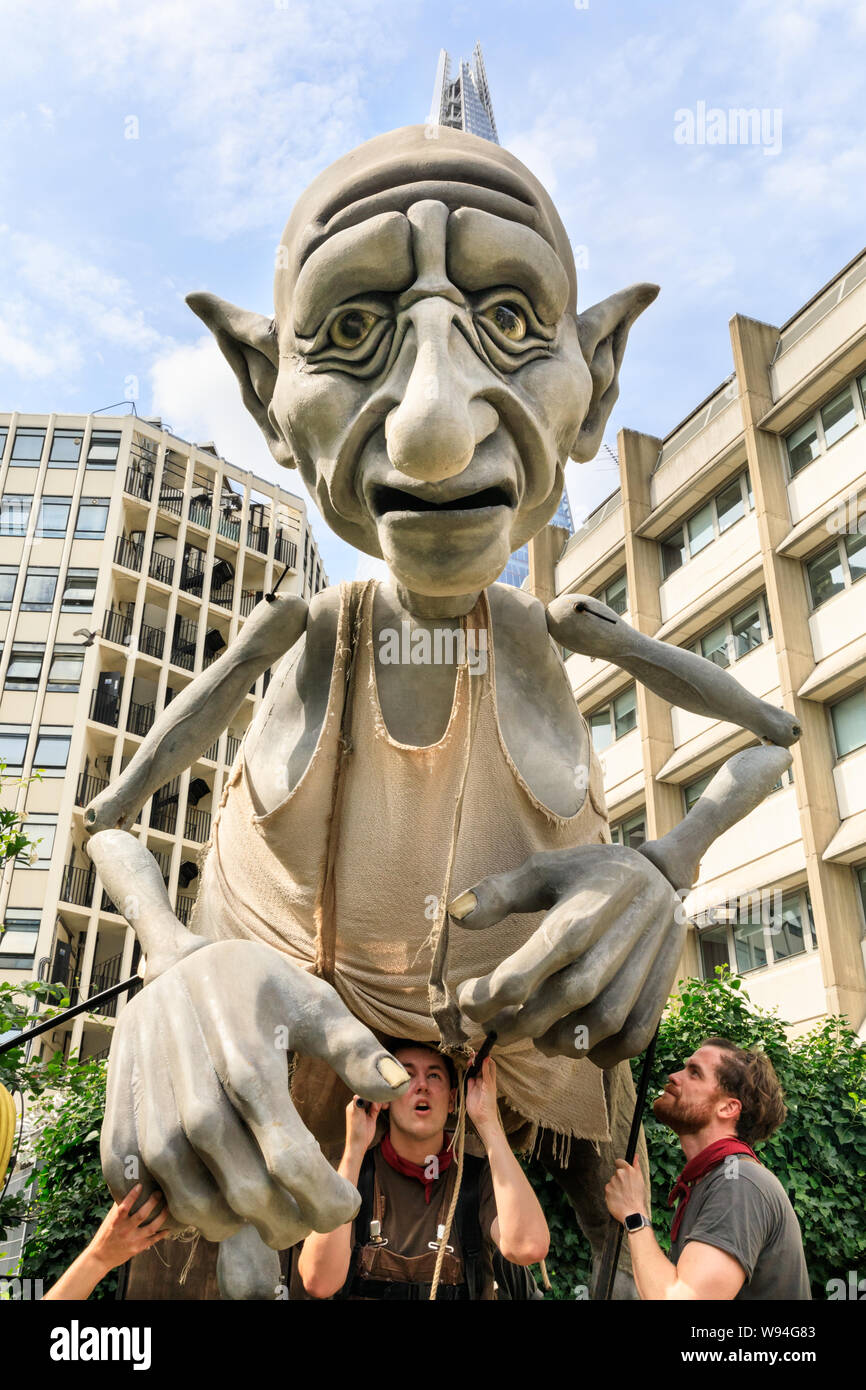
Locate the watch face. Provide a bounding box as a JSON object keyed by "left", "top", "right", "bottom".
{"left": 624, "top": 1213, "right": 645, "bottom": 1232}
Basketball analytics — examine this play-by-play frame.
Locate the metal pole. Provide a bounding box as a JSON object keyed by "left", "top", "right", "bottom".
{"left": 0, "top": 976, "right": 140, "bottom": 1056}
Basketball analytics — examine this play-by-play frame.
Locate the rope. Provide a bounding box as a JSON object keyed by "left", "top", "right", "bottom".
{"left": 429, "top": 1063, "right": 468, "bottom": 1301}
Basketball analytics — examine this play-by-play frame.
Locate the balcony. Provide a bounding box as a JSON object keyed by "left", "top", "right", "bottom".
{"left": 138, "top": 620, "right": 166, "bottom": 660}
{"left": 90, "top": 687, "right": 120, "bottom": 728}
{"left": 217, "top": 513, "right": 241, "bottom": 544}
{"left": 171, "top": 616, "right": 199, "bottom": 670}
{"left": 274, "top": 535, "right": 297, "bottom": 568}
{"left": 239, "top": 590, "right": 260, "bottom": 617}
{"left": 202, "top": 738, "right": 220, "bottom": 762}
{"left": 188, "top": 496, "right": 213, "bottom": 530}
{"left": 184, "top": 806, "right": 211, "bottom": 842}
{"left": 126, "top": 699, "right": 155, "bottom": 739}
{"left": 75, "top": 771, "right": 109, "bottom": 807}
{"left": 247, "top": 522, "right": 269, "bottom": 555}
{"left": 148, "top": 550, "right": 175, "bottom": 586}
{"left": 100, "top": 888, "right": 120, "bottom": 914}
{"left": 175, "top": 893, "right": 196, "bottom": 926}
{"left": 179, "top": 562, "right": 206, "bottom": 597}
{"left": 124, "top": 465, "right": 153, "bottom": 502}
{"left": 60, "top": 862, "right": 95, "bottom": 908}
{"left": 158, "top": 486, "right": 184, "bottom": 517}
{"left": 102, "top": 607, "right": 133, "bottom": 647}
{"left": 114, "top": 534, "right": 144, "bottom": 573}
{"left": 210, "top": 580, "right": 234, "bottom": 611}
{"left": 150, "top": 781, "right": 180, "bottom": 835}
{"left": 226, "top": 734, "right": 241, "bottom": 763}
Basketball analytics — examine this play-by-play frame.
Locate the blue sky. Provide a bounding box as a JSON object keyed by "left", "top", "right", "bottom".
{"left": 1, "top": 0, "right": 865, "bottom": 583}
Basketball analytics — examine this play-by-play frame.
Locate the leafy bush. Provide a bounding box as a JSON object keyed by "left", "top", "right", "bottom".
{"left": 525, "top": 967, "right": 866, "bottom": 1299}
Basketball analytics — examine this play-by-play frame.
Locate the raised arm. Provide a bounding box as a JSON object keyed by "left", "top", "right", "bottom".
{"left": 546, "top": 592, "right": 799, "bottom": 747}
{"left": 83, "top": 593, "right": 308, "bottom": 834}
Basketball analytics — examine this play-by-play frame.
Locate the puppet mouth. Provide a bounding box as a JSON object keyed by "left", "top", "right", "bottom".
{"left": 371, "top": 484, "right": 514, "bottom": 517}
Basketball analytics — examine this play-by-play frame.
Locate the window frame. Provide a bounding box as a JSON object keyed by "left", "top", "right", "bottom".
{"left": 48, "top": 429, "right": 84, "bottom": 467}
{"left": 31, "top": 728, "right": 72, "bottom": 776}
{"left": 806, "top": 533, "right": 866, "bottom": 610}
{"left": 36, "top": 495, "right": 72, "bottom": 540}
{"left": 785, "top": 370, "right": 866, "bottom": 479}
{"left": 0, "top": 494, "right": 32, "bottom": 536}
{"left": 0, "top": 566, "right": 18, "bottom": 609}
{"left": 60, "top": 569, "right": 98, "bottom": 612}
{"left": 8, "top": 428, "right": 46, "bottom": 466}
{"left": 46, "top": 646, "right": 85, "bottom": 693}
{"left": 14, "top": 814, "right": 58, "bottom": 867}
{"left": 828, "top": 685, "right": 866, "bottom": 761}
{"left": 610, "top": 809, "right": 646, "bottom": 848}
{"left": 697, "top": 886, "right": 815, "bottom": 978}
{"left": 690, "top": 593, "right": 773, "bottom": 670}
{"left": 85, "top": 432, "right": 121, "bottom": 469}
{"left": 73, "top": 496, "right": 111, "bottom": 539}
{"left": 587, "top": 684, "right": 638, "bottom": 751}
{"left": 0, "top": 725, "right": 30, "bottom": 773}
{"left": 601, "top": 571, "right": 628, "bottom": 616}
{"left": 4, "top": 643, "right": 45, "bottom": 692}
{"left": 660, "top": 469, "right": 753, "bottom": 580}
{"left": 20, "top": 567, "right": 59, "bottom": 612}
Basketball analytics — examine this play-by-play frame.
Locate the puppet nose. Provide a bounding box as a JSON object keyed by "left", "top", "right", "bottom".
{"left": 385, "top": 303, "right": 498, "bottom": 481}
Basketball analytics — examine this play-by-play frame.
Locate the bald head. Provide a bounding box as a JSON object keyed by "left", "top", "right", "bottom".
{"left": 274, "top": 124, "right": 578, "bottom": 327}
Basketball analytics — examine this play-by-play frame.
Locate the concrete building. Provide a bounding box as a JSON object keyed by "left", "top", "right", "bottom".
{"left": 546, "top": 247, "right": 866, "bottom": 1036}
{"left": 0, "top": 411, "right": 326, "bottom": 1060}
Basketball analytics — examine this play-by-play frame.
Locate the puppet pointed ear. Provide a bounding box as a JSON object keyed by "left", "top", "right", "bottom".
{"left": 186, "top": 291, "right": 294, "bottom": 468}
{"left": 570, "top": 283, "right": 659, "bottom": 463}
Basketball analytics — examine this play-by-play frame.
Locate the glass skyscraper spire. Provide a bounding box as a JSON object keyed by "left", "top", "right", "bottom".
{"left": 428, "top": 41, "right": 574, "bottom": 587}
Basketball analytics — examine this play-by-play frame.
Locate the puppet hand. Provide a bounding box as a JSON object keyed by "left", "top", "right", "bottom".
{"left": 101, "top": 940, "right": 409, "bottom": 1248}
{"left": 450, "top": 844, "right": 685, "bottom": 1067}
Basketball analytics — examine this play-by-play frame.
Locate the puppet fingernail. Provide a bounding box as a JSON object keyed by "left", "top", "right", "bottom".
{"left": 377, "top": 1057, "right": 409, "bottom": 1088}
{"left": 449, "top": 891, "right": 477, "bottom": 920}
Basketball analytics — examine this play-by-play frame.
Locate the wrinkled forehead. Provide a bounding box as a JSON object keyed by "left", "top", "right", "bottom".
{"left": 274, "top": 125, "right": 577, "bottom": 329}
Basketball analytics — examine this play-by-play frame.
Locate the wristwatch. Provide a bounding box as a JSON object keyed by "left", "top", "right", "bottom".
{"left": 623, "top": 1212, "right": 652, "bottom": 1234}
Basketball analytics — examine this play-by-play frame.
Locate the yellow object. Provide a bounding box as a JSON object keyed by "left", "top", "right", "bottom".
{"left": 0, "top": 1081, "right": 18, "bottom": 1184}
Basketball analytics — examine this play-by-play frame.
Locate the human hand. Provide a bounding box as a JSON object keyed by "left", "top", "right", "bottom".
{"left": 87, "top": 1184, "right": 169, "bottom": 1273}
{"left": 465, "top": 1056, "right": 501, "bottom": 1141}
{"left": 604, "top": 1158, "right": 649, "bottom": 1225}
{"left": 451, "top": 844, "right": 685, "bottom": 1067}
{"left": 345, "top": 1096, "right": 382, "bottom": 1156}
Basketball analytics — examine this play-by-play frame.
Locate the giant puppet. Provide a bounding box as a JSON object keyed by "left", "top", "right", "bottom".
{"left": 84, "top": 126, "right": 799, "bottom": 1299}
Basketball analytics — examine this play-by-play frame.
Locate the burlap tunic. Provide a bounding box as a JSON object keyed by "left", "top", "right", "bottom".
{"left": 191, "top": 579, "right": 613, "bottom": 1147}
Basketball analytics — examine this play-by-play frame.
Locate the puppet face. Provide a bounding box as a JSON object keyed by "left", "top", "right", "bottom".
{"left": 272, "top": 199, "right": 589, "bottom": 597}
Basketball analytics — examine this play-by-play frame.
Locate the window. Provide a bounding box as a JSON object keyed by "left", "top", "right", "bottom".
{"left": 9, "top": 428, "right": 45, "bottom": 464}
{"left": 806, "top": 534, "right": 866, "bottom": 608}
{"left": 21, "top": 568, "right": 58, "bottom": 611}
{"left": 660, "top": 470, "right": 753, "bottom": 578}
{"left": 830, "top": 688, "right": 866, "bottom": 758}
{"left": 0, "top": 494, "right": 32, "bottom": 535}
{"left": 691, "top": 594, "right": 772, "bottom": 670}
{"left": 48, "top": 429, "right": 84, "bottom": 466}
{"left": 589, "top": 686, "right": 637, "bottom": 751}
{"left": 0, "top": 567, "right": 17, "bottom": 608}
{"left": 820, "top": 386, "right": 857, "bottom": 448}
{"left": 86, "top": 432, "right": 120, "bottom": 468}
{"left": 74, "top": 497, "right": 110, "bottom": 538}
{"left": 601, "top": 573, "right": 628, "bottom": 615}
{"left": 0, "top": 726, "right": 29, "bottom": 772}
{"left": 857, "top": 865, "right": 866, "bottom": 928}
{"left": 610, "top": 810, "right": 645, "bottom": 849}
{"left": 0, "top": 911, "right": 40, "bottom": 971}
{"left": 785, "top": 371, "right": 866, "bottom": 476}
{"left": 5, "top": 644, "right": 44, "bottom": 691}
{"left": 0, "top": 427, "right": 7, "bottom": 458}
{"left": 32, "top": 728, "right": 71, "bottom": 775}
{"left": 47, "top": 647, "right": 84, "bottom": 692}
{"left": 697, "top": 887, "right": 813, "bottom": 978}
{"left": 15, "top": 814, "right": 57, "bottom": 867}
{"left": 36, "top": 496, "right": 71, "bottom": 539}
{"left": 61, "top": 569, "right": 97, "bottom": 611}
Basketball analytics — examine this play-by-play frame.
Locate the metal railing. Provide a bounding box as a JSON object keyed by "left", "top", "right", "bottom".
{"left": 150, "top": 782, "right": 180, "bottom": 835}
{"left": 274, "top": 535, "right": 297, "bottom": 568}
{"left": 184, "top": 806, "right": 211, "bottom": 842}
{"left": 124, "top": 465, "right": 153, "bottom": 502}
{"left": 175, "top": 893, "right": 196, "bottom": 926}
{"left": 187, "top": 498, "right": 212, "bottom": 529}
{"left": 127, "top": 699, "right": 155, "bottom": 738}
{"left": 149, "top": 847, "right": 171, "bottom": 883}
{"left": 171, "top": 616, "right": 198, "bottom": 670}
{"left": 179, "top": 562, "right": 206, "bottom": 596}
{"left": 148, "top": 550, "right": 175, "bottom": 586}
{"left": 158, "top": 487, "right": 184, "bottom": 516}
{"left": 100, "top": 888, "right": 120, "bottom": 914}
{"left": 246, "top": 523, "right": 269, "bottom": 554}
{"left": 202, "top": 738, "right": 220, "bottom": 762}
{"left": 225, "top": 734, "right": 241, "bottom": 763}
{"left": 90, "top": 687, "right": 120, "bottom": 727}
{"left": 210, "top": 581, "right": 234, "bottom": 610}
{"left": 114, "top": 534, "right": 144, "bottom": 573}
{"left": 138, "top": 620, "right": 166, "bottom": 659}
{"left": 239, "top": 590, "right": 260, "bottom": 616}
{"left": 90, "top": 952, "right": 123, "bottom": 1015}
{"left": 60, "top": 863, "right": 95, "bottom": 907}
{"left": 75, "top": 771, "right": 109, "bottom": 807}
{"left": 217, "top": 513, "right": 241, "bottom": 543}
{"left": 102, "top": 607, "right": 134, "bottom": 646}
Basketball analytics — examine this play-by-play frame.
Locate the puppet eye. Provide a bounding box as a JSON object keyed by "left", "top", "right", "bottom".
{"left": 329, "top": 308, "right": 380, "bottom": 349}
{"left": 481, "top": 302, "right": 526, "bottom": 341}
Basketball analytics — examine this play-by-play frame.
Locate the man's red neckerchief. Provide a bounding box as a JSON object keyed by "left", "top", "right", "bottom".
{"left": 669, "top": 1138, "right": 760, "bottom": 1241}
{"left": 380, "top": 1133, "right": 453, "bottom": 1205}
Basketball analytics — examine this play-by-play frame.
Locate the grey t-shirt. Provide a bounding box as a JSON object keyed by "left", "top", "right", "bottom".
{"left": 670, "top": 1158, "right": 811, "bottom": 1300}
